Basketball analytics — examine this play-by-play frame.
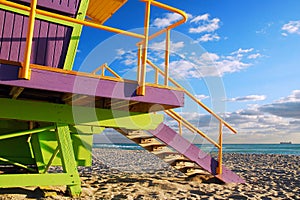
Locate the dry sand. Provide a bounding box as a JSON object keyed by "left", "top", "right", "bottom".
{"left": 0, "top": 148, "right": 299, "bottom": 199}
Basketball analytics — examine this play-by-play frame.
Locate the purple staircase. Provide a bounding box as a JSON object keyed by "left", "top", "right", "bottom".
{"left": 117, "top": 123, "right": 245, "bottom": 184}
{"left": 148, "top": 123, "right": 245, "bottom": 183}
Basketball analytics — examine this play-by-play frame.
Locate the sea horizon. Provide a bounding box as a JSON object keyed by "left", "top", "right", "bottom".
{"left": 93, "top": 143, "right": 300, "bottom": 155}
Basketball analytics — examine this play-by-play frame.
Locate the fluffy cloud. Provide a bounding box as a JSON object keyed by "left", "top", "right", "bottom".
{"left": 231, "top": 48, "right": 254, "bottom": 56}
{"left": 197, "top": 33, "right": 220, "bottom": 42}
{"left": 260, "top": 90, "right": 300, "bottom": 119}
{"left": 248, "top": 53, "right": 262, "bottom": 59}
{"left": 166, "top": 47, "right": 260, "bottom": 78}
{"left": 225, "top": 95, "right": 266, "bottom": 102}
{"left": 190, "top": 13, "right": 209, "bottom": 23}
{"left": 152, "top": 13, "right": 182, "bottom": 28}
{"left": 189, "top": 15, "right": 220, "bottom": 34}
{"left": 150, "top": 40, "right": 185, "bottom": 52}
{"left": 195, "top": 94, "right": 209, "bottom": 100}
{"left": 282, "top": 20, "right": 300, "bottom": 35}
{"left": 164, "top": 90, "right": 300, "bottom": 143}
{"left": 277, "top": 90, "right": 300, "bottom": 103}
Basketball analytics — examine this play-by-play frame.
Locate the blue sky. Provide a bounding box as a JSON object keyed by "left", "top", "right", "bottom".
{"left": 75, "top": 0, "right": 300, "bottom": 143}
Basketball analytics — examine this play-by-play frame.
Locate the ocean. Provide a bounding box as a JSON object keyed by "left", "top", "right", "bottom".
{"left": 93, "top": 143, "right": 300, "bottom": 155}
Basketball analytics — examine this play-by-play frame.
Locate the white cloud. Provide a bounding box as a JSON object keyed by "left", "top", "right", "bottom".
{"left": 225, "top": 95, "right": 266, "bottom": 102}
{"left": 150, "top": 40, "right": 185, "bottom": 52}
{"left": 248, "top": 53, "right": 262, "bottom": 59}
{"left": 152, "top": 13, "right": 182, "bottom": 28}
{"left": 260, "top": 90, "right": 300, "bottom": 119}
{"left": 200, "top": 52, "right": 220, "bottom": 61}
{"left": 195, "top": 94, "right": 209, "bottom": 100}
{"left": 190, "top": 13, "right": 209, "bottom": 23}
{"left": 197, "top": 33, "right": 220, "bottom": 42}
{"left": 282, "top": 20, "right": 300, "bottom": 35}
{"left": 189, "top": 17, "right": 220, "bottom": 33}
{"left": 116, "top": 48, "right": 126, "bottom": 56}
{"left": 231, "top": 48, "right": 254, "bottom": 55}
{"left": 164, "top": 91, "right": 300, "bottom": 143}
{"left": 276, "top": 90, "right": 300, "bottom": 103}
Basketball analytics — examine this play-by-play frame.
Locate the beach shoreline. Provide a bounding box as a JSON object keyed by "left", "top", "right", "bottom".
{"left": 0, "top": 148, "right": 299, "bottom": 199}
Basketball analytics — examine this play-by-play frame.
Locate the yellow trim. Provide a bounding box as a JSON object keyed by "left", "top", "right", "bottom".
{"left": 18, "top": 0, "right": 37, "bottom": 80}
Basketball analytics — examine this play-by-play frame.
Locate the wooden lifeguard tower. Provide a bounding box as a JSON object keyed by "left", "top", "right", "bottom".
{"left": 0, "top": 0, "right": 245, "bottom": 197}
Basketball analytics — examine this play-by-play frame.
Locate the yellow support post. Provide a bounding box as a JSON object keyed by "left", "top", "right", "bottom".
{"left": 217, "top": 121, "right": 223, "bottom": 175}
{"left": 164, "top": 29, "right": 170, "bottom": 86}
{"left": 137, "top": 44, "right": 142, "bottom": 83}
{"left": 19, "top": 0, "right": 38, "bottom": 80}
{"left": 137, "top": 0, "right": 152, "bottom": 96}
{"left": 155, "top": 68, "right": 159, "bottom": 84}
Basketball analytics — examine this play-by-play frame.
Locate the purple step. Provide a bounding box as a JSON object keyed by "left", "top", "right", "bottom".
{"left": 149, "top": 123, "right": 245, "bottom": 183}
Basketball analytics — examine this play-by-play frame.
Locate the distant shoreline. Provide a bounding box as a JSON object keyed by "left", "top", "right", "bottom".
{"left": 92, "top": 143, "right": 300, "bottom": 155}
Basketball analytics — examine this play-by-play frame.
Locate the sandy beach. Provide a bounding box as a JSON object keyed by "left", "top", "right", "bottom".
{"left": 0, "top": 148, "right": 299, "bottom": 199}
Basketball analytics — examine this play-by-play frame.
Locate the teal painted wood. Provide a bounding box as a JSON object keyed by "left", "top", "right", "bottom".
{"left": 149, "top": 123, "right": 245, "bottom": 184}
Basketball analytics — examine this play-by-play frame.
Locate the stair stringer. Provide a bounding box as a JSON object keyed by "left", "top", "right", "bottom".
{"left": 148, "top": 123, "right": 245, "bottom": 184}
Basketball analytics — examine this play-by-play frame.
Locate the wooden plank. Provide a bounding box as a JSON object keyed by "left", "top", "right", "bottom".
{"left": 0, "top": 65, "right": 185, "bottom": 108}
{"left": 30, "top": 19, "right": 41, "bottom": 65}
{"left": 52, "top": 25, "right": 65, "bottom": 68}
{"left": 149, "top": 123, "right": 246, "bottom": 183}
{"left": 36, "top": 20, "right": 49, "bottom": 66}
{"left": 9, "top": 14, "right": 23, "bottom": 62}
{"left": 18, "top": 14, "right": 28, "bottom": 62}
{"left": 59, "top": 27, "right": 72, "bottom": 68}
{"left": 9, "top": 87, "right": 24, "bottom": 99}
{"left": 0, "top": 11, "right": 14, "bottom": 60}
{"left": 16, "top": 0, "right": 81, "bottom": 16}
{"left": 0, "top": 10, "right": 6, "bottom": 55}
{"left": 47, "top": 22, "right": 58, "bottom": 67}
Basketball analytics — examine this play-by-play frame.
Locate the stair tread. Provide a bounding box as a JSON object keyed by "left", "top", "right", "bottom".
{"left": 149, "top": 123, "right": 246, "bottom": 183}
{"left": 140, "top": 142, "right": 165, "bottom": 147}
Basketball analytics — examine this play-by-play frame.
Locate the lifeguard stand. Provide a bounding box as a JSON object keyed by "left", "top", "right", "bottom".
{"left": 0, "top": 0, "right": 244, "bottom": 197}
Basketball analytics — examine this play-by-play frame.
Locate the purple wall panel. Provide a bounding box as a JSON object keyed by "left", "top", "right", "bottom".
{"left": 52, "top": 25, "right": 65, "bottom": 69}
{"left": 30, "top": 20, "right": 40, "bottom": 64}
{"left": 9, "top": 14, "right": 23, "bottom": 61}
{"left": 0, "top": 9, "right": 73, "bottom": 69}
{"left": 0, "top": 11, "right": 5, "bottom": 52}
{"left": 18, "top": 15, "right": 28, "bottom": 62}
{"left": 1, "top": 11, "right": 14, "bottom": 60}
{"left": 47, "top": 23, "right": 57, "bottom": 67}
{"left": 36, "top": 20, "right": 49, "bottom": 65}
{"left": 9, "top": 0, "right": 81, "bottom": 16}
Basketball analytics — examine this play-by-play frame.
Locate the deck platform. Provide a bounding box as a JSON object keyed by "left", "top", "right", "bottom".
{"left": 0, "top": 61, "right": 184, "bottom": 112}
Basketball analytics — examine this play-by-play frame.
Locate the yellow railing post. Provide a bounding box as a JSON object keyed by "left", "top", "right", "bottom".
{"left": 164, "top": 29, "right": 170, "bottom": 86}
{"left": 178, "top": 120, "right": 182, "bottom": 135}
{"left": 155, "top": 68, "right": 159, "bottom": 84}
{"left": 137, "top": 44, "right": 142, "bottom": 83}
{"left": 101, "top": 65, "right": 105, "bottom": 77}
{"left": 217, "top": 121, "right": 223, "bottom": 175}
{"left": 137, "top": 0, "right": 152, "bottom": 96}
{"left": 19, "top": 0, "right": 38, "bottom": 80}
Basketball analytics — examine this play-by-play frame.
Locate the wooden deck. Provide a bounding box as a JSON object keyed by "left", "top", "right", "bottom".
{"left": 0, "top": 61, "right": 184, "bottom": 113}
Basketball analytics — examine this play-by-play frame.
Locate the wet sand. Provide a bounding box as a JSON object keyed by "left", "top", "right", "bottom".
{"left": 0, "top": 149, "right": 299, "bottom": 199}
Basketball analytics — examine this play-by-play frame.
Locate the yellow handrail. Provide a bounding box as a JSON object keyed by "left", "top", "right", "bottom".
{"left": 91, "top": 63, "right": 122, "bottom": 80}
{"left": 146, "top": 59, "right": 237, "bottom": 134}
{"left": 165, "top": 110, "right": 221, "bottom": 149}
